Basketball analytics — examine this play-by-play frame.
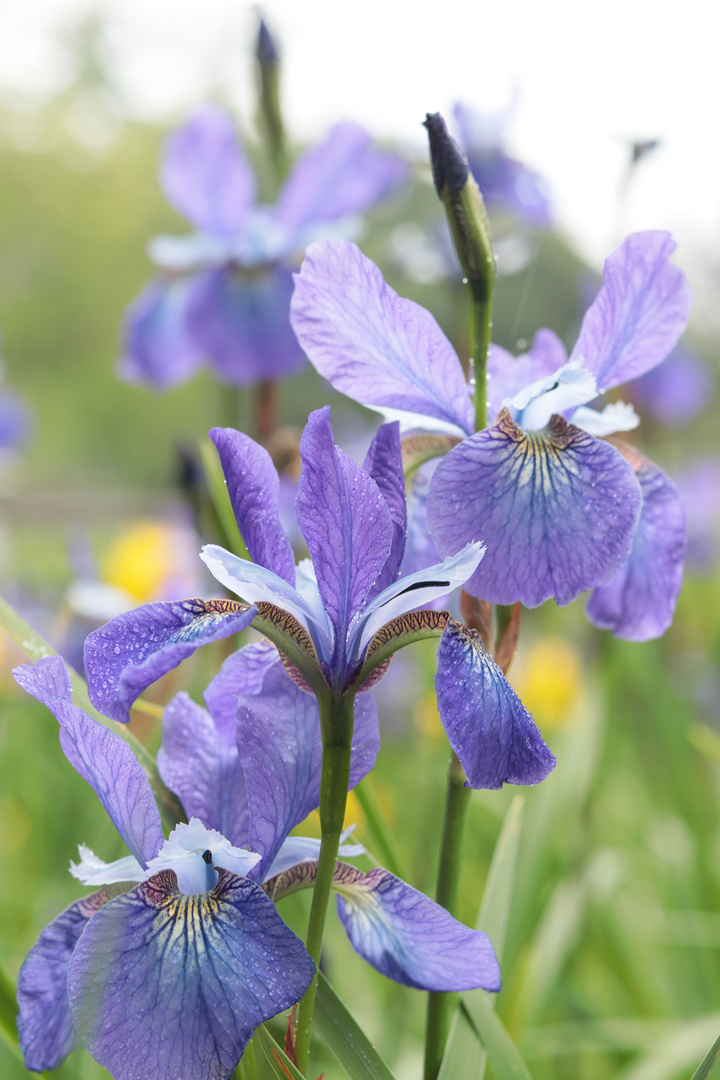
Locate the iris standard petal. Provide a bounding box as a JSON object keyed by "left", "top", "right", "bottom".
{"left": 17, "top": 886, "right": 127, "bottom": 1072}
{"left": 160, "top": 106, "right": 256, "bottom": 237}
{"left": 355, "top": 541, "right": 485, "bottom": 656}
{"left": 13, "top": 656, "right": 164, "bottom": 864}
{"left": 586, "top": 450, "right": 686, "bottom": 641}
{"left": 570, "top": 231, "right": 692, "bottom": 392}
{"left": 435, "top": 620, "right": 555, "bottom": 789}
{"left": 335, "top": 865, "right": 501, "bottom": 991}
{"left": 84, "top": 598, "right": 256, "bottom": 724}
{"left": 427, "top": 410, "right": 643, "bottom": 607}
{"left": 118, "top": 276, "right": 205, "bottom": 390}
{"left": 290, "top": 239, "right": 474, "bottom": 437}
{"left": 67, "top": 869, "right": 315, "bottom": 1080}
{"left": 199, "top": 546, "right": 318, "bottom": 636}
{"left": 296, "top": 407, "right": 393, "bottom": 667}
{"left": 209, "top": 427, "right": 296, "bottom": 584}
{"left": 158, "top": 692, "right": 249, "bottom": 847}
{"left": 203, "top": 640, "right": 279, "bottom": 744}
{"left": 487, "top": 330, "right": 568, "bottom": 419}
{"left": 237, "top": 659, "right": 379, "bottom": 877}
{"left": 186, "top": 266, "right": 306, "bottom": 385}
{"left": 273, "top": 121, "right": 406, "bottom": 236}
{"left": 363, "top": 421, "right": 407, "bottom": 597}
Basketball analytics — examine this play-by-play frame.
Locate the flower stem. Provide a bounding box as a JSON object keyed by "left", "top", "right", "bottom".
{"left": 423, "top": 752, "right": 472, "bottom": 1080}
{"left": 294, "top": 690, "right": 355, "bottom": 1075}
{"left": 471, "top": 290, "right": 492, "bottom": 433}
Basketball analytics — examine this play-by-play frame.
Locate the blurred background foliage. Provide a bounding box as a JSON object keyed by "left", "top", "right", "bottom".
{"left": 1, "top": 13, "right": 720, "bottom": 1080}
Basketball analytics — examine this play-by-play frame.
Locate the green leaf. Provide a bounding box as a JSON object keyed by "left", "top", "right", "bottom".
{"left": 315, "top": 972, "right": 398, "bottom": 1080}
{"left": 476, "top": 794, "right": 525, "bottom": 961}
{"left": 256, "top": 1024, "right": 305, "bottom": 1080}
{"left": 353, "top": 778, "right": 410, "bottom": 882}
{"left": 200, "top": 437, "right": 251, "bottom": 561}
{"left": 691, "top": 1028, "right": 720, "bottom": 1080}
{"left": 0, "top": 963, "right": 19, "bottom": 1063}
{"left": 437, "top": 1004, "right": 486, "bottom": 1080}
{"left": 462, "top": 994, "right": 534, "bottom": 1080}
{"left": 0, "top": 594, "right": 184, "bottom": 830}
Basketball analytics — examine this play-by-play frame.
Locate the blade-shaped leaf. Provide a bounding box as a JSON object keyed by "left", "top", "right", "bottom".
{"left": 462, "top": 993, "right": 534, "bottom": 1080}
{"left": 689, "top": 1027, "right": 720, "bottom": 1080}
{"left": 200, "top": 437, "right": 252, "bottom": 561}
{"left": 476, "top": 794, "right": 525, "bottom": 960}
{"left": 315, "top": 972, "right": 398, "bottom": 1080}
{"left": 437, "top": 1003, "right": 485, "bottom": 1080}
{"left": 256, "top": 1024, "right": 306, "bottom": 1080}
{"left": 353, "top": 778, "right": 410, "bottom": 882}
{"left": 0, "top": 594, "right": 183, "bottom": 830}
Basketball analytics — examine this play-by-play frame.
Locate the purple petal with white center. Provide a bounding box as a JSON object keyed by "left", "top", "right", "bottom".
{"left": 570, "top": 231, "right": 692, "bottom": 392}
{"left": 203, "top": 640, "right": 279, "bottom": 744}
{"left": 586, "top": 450, "right": 686, "bottom": 640}
{"left": 118, "top": 276, "right": 205, "bottom": 390}
{"left": 427, "top": 410, "right": 643, "bottom": 607}
{"left": 13, "top": 656, "right": 164, "bottom": 864}
{"left": 290, "top": 240, "right": 474, "bottom": 437}
{"left": 17, "top": 887, "right": 124, "bottom": 1072}
{"left": 274, "top": 122, "right": 406, "bottom": 236}
{"left": 209, "top": 427, "right": 295, "bottom": 584}
{"left": 335, "top": 866, "right": 500, "bottom": 991}
{"left": 186, "top": 266, "right": 306, "bottom": 385}
{"left": 355, "top": 540, "right": 484, "bottom": 656}
{"left": 84, "top": 598, "right": 256, "bottom": 724}
{"left": 160, "top": 107, "right": 255, "bottom": 237}
{"left": 237, "top": 659, "right": 379, "bottom": 878}
{"left": 67, "top": 870, "right": 315, "bottom": 1080}
{"left": 487, "top": 330, "right": 568, "bottom": 419}
{"left": 363, "top": 422, "right": 407, "bottom": 597}
{"left": 296, "top": 407, "right": 392, "bottom": 666}
{"left": 435, "top": 620, "right": 555, "bottom": 788}
{"left": 157, "top": 693, "right": 249, "bottom": 846}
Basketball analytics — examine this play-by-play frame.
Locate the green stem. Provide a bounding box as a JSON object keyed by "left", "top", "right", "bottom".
{"left": 423, "top": 753, "right": 472, "bottom": 1080}
{"left": 294, "top": 691, "right": 355, "bottom": 1074}
{"left": 471, "top": 289, "right": 492, "bottom": 433}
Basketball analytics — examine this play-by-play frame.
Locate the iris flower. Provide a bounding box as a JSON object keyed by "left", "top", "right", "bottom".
{"left": 84, "top": 407, "right": 554, "bottom": 791}
{"left": 15, "top": 652, "right": 501, "bottom": 1079}
{"left": 290, "top": 232, "right": 692, "bottom": 641}
{"left": 119, "top": 106, "right": 406, "bottom": 389}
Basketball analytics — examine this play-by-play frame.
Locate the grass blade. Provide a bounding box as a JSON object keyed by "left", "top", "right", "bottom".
{"left": 256, "top": 1024, "right": 305, "bottom": 1080}
{"left": 315, "top": 971, "right": 398, "bottom": 1080}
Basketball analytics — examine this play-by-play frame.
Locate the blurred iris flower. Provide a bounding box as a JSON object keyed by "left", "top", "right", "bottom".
{"left": 290, "top": 231, "right": 691, "bottom": 641}
{"left": 453, "top": 103, "right": 552, "bottom": 228}
{"left": 629, "top": 343, "right": 713, "bottom": 426}
{"left": 119, "top": 106, "right": 406, "bottom": 389}
{"left": 83, "top": 407, "right": 555, "bottom": 791}
{"left": 0, "top": 341, "right": 33, "bottom": 452}
{"left": 14, "top": 652, "right": 501, "bottom": 1078}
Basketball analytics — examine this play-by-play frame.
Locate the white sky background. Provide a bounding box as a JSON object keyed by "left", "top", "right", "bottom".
{"left": 0, "top": 0, "right": 717, "bottom": 282}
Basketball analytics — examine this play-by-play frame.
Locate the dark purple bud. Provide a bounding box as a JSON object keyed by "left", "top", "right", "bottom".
{"left": 256, "top": 14, "right": 280, "bottom": 69}
{"left": 423, "top": 112, "right": 468, "bottom": 196}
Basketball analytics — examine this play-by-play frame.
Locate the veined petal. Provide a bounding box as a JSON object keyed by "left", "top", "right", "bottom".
{"left": 84, "top": 598, "right": 257, "bottom": 724}
{"left": 355, "top": 541, "right": 485, "bottom": 656}
{"left": 209, "top": 427, "right": 295, "bottom": 584}
{"left": 67, "top": 870, "right": 315, "bottom": 1080}
{"left": 186, "top": 266, "right": 306, "bottom": 385}
{"left": 570, "top": 231, "right": 692, "bottom": 392}
{"left": 17, "top": 886, "right": 128, "bottom": 1072}
{"left": 157, "top": 693, "right": 249, "bottom": 847}
{"left": 296, "top": 407, "right": 393, "bottom": 667}
{"left": 237, "top": 660, "right": 379, "bottom": 878}
{"left": 70, "top": 845, "right": 145, "bottom": 886}
{"left": 487, "top": 330, "right": 568, "bottom": 420}
{"left": 335, "top": 866, "right": 500, "bottom": 991}
{"left": 203, "top": 640, "right": 279, "bottom": 745}
{"left": 290, "top": 240, "right": 474, "bottom": 436}
{"left": 571, "top": 401, "right": 640, "bottom": 436}
{"left": 274, "top": 122, "right": 406, "bottom": 236}
{"left": 13, "top": 656, "right": 164, "bottom": 865}
{"left": 427, "top": 410, "right": 643, "bottom": 607}
{"left": 363, "top": 421, "right": 407, "bottom": 597}
{"left": 435, "top": 620, "right": 555, "bottom": 788}
{"left": 160, "top": 107, "right": 255, "bottom": 237}
{"left": 118, "top": 276, "right": 204, "bottom": 390}
{"left": 587, "top": 449, "right": 686, "bottom": 640}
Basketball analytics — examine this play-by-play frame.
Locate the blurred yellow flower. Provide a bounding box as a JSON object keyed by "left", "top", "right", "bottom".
{"left": 101, "top": 520, "right": 194, "bottom": 604}
{"left": 510, "top": 636, "right": 583, "bottom": 730}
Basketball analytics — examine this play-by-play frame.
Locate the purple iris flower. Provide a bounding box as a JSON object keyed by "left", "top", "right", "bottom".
{"left": 628, "top": 343, "right": 713, "bottom": 426}
{"left": 14, "top": 651, "right": 501, "bottom": 1077}
{"left": 290, "top": 231, "right": 692, "bottom": 641}
{"left": 454, "top": 103, "right": 552, "bottom": 229}
{"left": 83, "top": 407, "right": 555, "bottom": 789}
{"left": 119, "top": 106, "right": 406, "bottom": 389}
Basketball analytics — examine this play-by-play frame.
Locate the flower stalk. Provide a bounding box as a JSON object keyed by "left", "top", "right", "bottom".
{"left": 294, "top": 689, "right": 356, "bottom": 1074}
